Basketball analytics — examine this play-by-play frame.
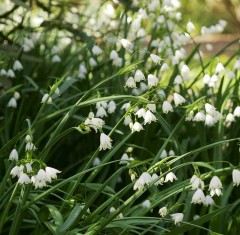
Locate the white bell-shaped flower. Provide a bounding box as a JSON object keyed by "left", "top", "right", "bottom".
{"left": 99, "top": 133, "right": 112, "bottom": 151}
{"left": 191, "top": 189, "right": 206, "bottom": 204}
{"left": 173, "top": 93, "right": 186, "bottom": 106}
{"left": 232, "top": 169, "right": 240, "bottom": 186}
{"left": 150, "top": 54, "right": 162, "bottom": 64}
{"left": 209, "top": 176, "right": 222, "bottom": 196}
{"left": 13, "top": 60, "right": 23, "bottom": 71}
{"left": 233, "top": 106, "right": 240, "bottom": 117}
{"left": 125, "top": 77, "right": 136, "bottom": 88}
{"left": 144, "top": 110, "right": 157, "bottom": 124}
{"left": 171, "top": 213, "right": 184, "bottom": 225}
{"left": 141, "top": 199, "right": 151, "bottom": 208}
{"left": 130, "top": 122, "right": 144, "bottom": 132}
{"left": 204, "top": 195, "right": 215, "bottom": 206}
{"left": 92, "top": 45, "right": 103, "bottom": 55}
{"left": 165, "top": 172, "right": 177, "bottom": 183}
{"left": 147, "top": 74, "right": 158, "bottom": 88}
{"left": 18, "top": 172, "right": 31, "bottom": 184}
{"left": 9, "top": 149, "right": 19, "bottom": 161}
{"left": 7, "top": 97, "right": 17, "bottom": 108}
{"left": 159, "top": 207, "right": 168, "bottom": 217}
{"left": 134, "top": 70, "right": 145, "bottom": 82}
{"left": 162, "top": 101, "right": 173, "bottom": 114}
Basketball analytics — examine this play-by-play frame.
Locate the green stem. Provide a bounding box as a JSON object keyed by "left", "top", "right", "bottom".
{"left": 42, "top": 62, "right": 143, "bottom": 150}
{"left": 9, "top": 185, "right": 31, "bottom": 235}
{"left": 0, "top": 161, "right": 15, "bottom": 196}
{"left": 0, "top": 183, "right": 19, "bottom": 234}
{"left": 60, "top": 114, "right": 128, "bottom": 211}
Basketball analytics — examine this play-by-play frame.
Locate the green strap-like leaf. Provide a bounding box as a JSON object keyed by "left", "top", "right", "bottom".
{"left": 60, "top": 204, "right": 82, "bottom": 232}
{"left": 170, "top": 204, "right": 233, "bottom": 235}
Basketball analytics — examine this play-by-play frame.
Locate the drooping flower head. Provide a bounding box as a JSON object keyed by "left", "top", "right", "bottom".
{"left": 99, "top": 133, "right": 113, "bottom": 151}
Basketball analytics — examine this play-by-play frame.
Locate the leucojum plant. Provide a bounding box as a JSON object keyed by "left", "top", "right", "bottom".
{"left": 0, "top": 0, "right": 240, "bottom": 234}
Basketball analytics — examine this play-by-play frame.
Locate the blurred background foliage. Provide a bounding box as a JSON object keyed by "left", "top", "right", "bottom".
{"left": 181, "top": 0, "right": 240, "bottom": 34}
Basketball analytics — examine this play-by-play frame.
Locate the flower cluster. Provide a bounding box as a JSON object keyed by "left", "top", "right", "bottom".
{"left": 190, "top": 174, "right": 220, "bottom": 206}
{"left": 201, "top": 20, "right": 227, "bottom": 35}
{"left": 10, "top": 161, "right": 61, "bottom": 188}
{"left": 133, "top": 171, "right": 177, "bottom": 190}
{"left": 186, "top": 103, "right": 222, "bottom": 126}
{"left": 9, "top": 134, "right": 61, "bottom": 188}
{"left": 84, "top": 112, "right": 105, "bottom": 133}
{"left": 190, "top": 175, "right": 214, "bottom": 206}
{"left": 110, "top": 50, "right": 123, "bottom": 67}
{"left": 95, "top": 101, "right": 116, "bottom": 118}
